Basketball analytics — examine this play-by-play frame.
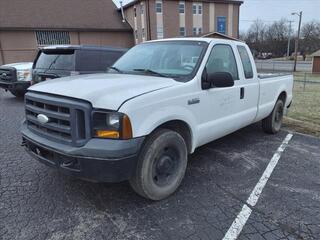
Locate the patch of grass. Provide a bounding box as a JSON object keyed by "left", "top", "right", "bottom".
{"left": 294, "top": 72, "right": 320, "bottom": 82}
{"left": 285, "top": 81, "right": 320, "bottom": 136}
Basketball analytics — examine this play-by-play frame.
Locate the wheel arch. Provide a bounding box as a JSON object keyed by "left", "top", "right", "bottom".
{"left": 150, "top": 120, "right": 193, "bottom": 154}
{"left": 278, "top": 91, "right": 287, "bottom": 103}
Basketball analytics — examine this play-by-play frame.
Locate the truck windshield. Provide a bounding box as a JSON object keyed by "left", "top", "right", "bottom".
{"left": 35, "top": 50, "right": 75, "bottom": 71}
{"left": 112, "top": 41, "right": 208, "bottom": 81}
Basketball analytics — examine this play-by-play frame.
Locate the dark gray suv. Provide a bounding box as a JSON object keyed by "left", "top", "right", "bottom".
{"left": 32, "top": 45, "right": 127, "bottom": 84}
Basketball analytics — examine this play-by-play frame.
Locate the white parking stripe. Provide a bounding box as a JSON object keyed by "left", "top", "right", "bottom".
{"left": 223, "top": 133, "right": 293, "bottom": 240}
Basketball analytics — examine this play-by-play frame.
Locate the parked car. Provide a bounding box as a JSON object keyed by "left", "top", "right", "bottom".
{"left": 21, "top": 38, "right": 293, "bottom": 200}
{"left": 32, "top": 45, "right": 127, "bottom": 84}
{"left": 0, "top": 62, "right": 33, "bottom": 97}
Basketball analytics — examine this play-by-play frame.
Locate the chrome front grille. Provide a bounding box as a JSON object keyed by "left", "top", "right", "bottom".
{"left": 0, "top": 67, "right": 16, "bottom": 82}
{"left": 25, "top": 92, "right": 91, "bottom": 147}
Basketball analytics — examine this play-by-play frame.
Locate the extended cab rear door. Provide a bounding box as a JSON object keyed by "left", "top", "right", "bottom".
{"left": 234, "top": 44, "right": 260, "bottom": 125}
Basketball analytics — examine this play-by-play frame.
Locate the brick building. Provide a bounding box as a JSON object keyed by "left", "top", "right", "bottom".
{"left": 0, "top": 0, "right": 133, "bottom": 65}
{"left": 123, "top": 0, "right": 243, "bottom": 44}
{"left": 0, "top": 0, "right": 242, "bottom": 65}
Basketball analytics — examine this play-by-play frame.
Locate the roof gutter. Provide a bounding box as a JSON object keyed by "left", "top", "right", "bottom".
{"left": 0, "top": 27, "right": 133, "bottom": 32}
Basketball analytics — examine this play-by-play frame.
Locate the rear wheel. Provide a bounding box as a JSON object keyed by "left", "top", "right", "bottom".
{"left": 129, "top": 129, "right": 188, "bottom": 200}
{"left": 262, "top": 99, "right": 284, "bottom": 134}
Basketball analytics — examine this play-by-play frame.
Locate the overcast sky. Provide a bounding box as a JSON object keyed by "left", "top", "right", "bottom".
{"left": 113, "top": 0, "right": 320, "bottom": 32}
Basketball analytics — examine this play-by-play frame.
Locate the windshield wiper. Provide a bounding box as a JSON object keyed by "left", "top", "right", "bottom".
{"left": 108, "top": 66, "right": 123, "bottom": 73}
{"left": 133, "top": 69, "right": 168, "bottom": 78}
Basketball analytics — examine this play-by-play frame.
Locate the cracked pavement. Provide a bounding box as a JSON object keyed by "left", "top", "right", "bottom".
{"left": 0, "top": 90, "right": 319, "bottom": 240}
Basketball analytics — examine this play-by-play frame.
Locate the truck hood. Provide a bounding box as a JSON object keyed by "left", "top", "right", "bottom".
{"left": 3, "top": 62, "right": 33, "bottom": 71}
{"left": 29, "top": 73, "right": 179, "bottom": 110}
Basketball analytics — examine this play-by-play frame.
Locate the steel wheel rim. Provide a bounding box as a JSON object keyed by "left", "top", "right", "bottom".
{"left": 152, "top": 146, "right": 180, "bottom": 187}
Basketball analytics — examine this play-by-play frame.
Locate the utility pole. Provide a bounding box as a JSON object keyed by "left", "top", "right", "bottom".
{"left": 287, "top": 20, "right": 294, "bottom": 59}
{"left": 292, "top": 11, "right": 303, "bottom": 72}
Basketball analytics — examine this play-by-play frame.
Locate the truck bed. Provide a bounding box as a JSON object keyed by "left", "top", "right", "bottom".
{"left": 258, "top": 73, "right": 292, "bottom": 79}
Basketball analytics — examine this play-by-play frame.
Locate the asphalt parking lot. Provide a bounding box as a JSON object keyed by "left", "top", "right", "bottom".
{"left": 1, "top": 90, "right": 319, "bottom": 240}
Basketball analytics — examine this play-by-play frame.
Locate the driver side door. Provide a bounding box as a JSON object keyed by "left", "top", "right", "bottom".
{"left": 196, "top": 44, "right": 244, "bottom": 146}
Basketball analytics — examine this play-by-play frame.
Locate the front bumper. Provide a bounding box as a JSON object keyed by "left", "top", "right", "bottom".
{"left": 0, "top": 80, "right": 30, "bottom": 92}
{"left": 21, "top": 123, "right": 145, "bottom": 182}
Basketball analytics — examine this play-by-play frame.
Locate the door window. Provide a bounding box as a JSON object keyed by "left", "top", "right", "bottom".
{"left": 237, "top": 46, "right": 254, "bottom": 79}
{"left": 206, "top": 44, "right": 239, "bottom": 80}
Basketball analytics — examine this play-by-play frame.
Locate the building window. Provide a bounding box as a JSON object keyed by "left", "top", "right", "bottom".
{"left": 198, "top": 5, "right": 202, "bottom": 14}
{"left": 192, "top": 4, "right": 197, "bottom": 14}
{"left": 179, "top": 2, "right": 185, "bottom": 14}
{"left": 140, "top": 3, "right": 144, "bottom": 15}
{"left": 179, "top": 27, "right": 185, "bottom": 37}
{"left": 135, "top": 30, "right": 138, "bottom": 40}
{"left": 35, "top": 31, "right": 70, "bottom": 45}
{"left": 157, "top": 26, "right": 164, "bottom": 39}
{"left": 198, "top": 27, "right": 202, "bottom": 35}
{"left": 193, "top": 27, "right": 197, "bottom": 36}
{"left": 142, "top": 28, "right": 146, "bottom": 40}
{"left": 134, "top": 7, "right": 137, "bottom": 17}
{"left": 156, "top": 1, "right": 162, "bottom": 13}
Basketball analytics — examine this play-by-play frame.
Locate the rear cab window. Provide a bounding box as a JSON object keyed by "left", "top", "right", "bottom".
{"left": 34, "top": 49, "right": 75, "bottom": 71}
{"left": 237, "top": 45, "right": 254, "bottom": 79}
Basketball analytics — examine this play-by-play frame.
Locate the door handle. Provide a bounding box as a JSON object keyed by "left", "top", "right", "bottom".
{"left": 240, "top": 87, "right": 245, "bottom": 99}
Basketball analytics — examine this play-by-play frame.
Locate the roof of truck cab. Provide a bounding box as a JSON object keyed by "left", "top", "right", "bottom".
{"left": 40, "top": 45, "right": 128, "bottom": 52}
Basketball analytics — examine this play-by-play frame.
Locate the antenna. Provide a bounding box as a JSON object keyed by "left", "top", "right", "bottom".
{"left": 120, "top": 1, "right": 126, "bottom": 23}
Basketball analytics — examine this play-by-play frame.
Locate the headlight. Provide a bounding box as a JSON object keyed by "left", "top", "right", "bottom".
{"left": 17, "top": 70, "right": 32, "bottom": 81}
{"left": 92, "top": 111, "right": 132, "bottom": 139}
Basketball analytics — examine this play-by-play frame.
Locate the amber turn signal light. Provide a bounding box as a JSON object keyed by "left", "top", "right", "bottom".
{"left": 95, "top": 130, "right": 120, "bottom": 139}
{"left": 122, "top": 115, "right": 133, "bottom": 139}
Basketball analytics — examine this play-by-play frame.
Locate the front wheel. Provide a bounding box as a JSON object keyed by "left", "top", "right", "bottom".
{"left": 262, "top": 99, "right": 284, "bottom": 134}
{"left": 129, "top": 129, "right": 188, "bottom": 200}
{"left": 9, "top": 90, "right": 25, "bottom": 98}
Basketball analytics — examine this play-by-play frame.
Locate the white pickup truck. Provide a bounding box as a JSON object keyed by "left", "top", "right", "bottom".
{"left": 0, "top": 62, "right": 33, "bottom": 97}
{"left": 21, "top": 38, "right": 293, "bottom": 200}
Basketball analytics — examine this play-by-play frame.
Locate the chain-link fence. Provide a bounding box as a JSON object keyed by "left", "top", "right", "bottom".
{"left": 293, "top": 72, "right": 320, "bottom": 91}
{"left": 256, "top": 60, "right": 320, "bottom": 91}
{"left": 255, "top": 60, "right": 312, "bottom": 73}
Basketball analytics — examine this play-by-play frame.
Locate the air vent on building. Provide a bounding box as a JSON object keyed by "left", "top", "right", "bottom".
{"left": 35, "top": 31, "right": 71, "bottom": 46}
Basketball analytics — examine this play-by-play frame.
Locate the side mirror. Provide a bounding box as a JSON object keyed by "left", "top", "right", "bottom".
{"left": 208, "top": 72, "right": 234, "bottom": 88}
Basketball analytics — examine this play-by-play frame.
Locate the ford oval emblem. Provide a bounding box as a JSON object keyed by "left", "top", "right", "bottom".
{"left": 37, "top": 114, "right": 49, "bottom": 124}
{"left": 1, "top": 73, "right": 7, "bottom": 77}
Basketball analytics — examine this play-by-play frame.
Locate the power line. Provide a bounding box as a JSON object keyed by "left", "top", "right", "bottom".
{"left": 240, "top": 19, "right": 296, "bottom": 23}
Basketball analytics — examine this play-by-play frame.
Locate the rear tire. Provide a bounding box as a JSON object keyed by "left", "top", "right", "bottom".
{"left": 9, "top": 90, "right": 25, "bottom": 98}
{"left": 262, "top": 99, "right": 284, "bottom": 134}
{"left": 129, "top": 129, "right": 188, "bottom": 200}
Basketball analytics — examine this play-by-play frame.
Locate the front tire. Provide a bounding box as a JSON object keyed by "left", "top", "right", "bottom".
{"left": 9, "top": 90, "right": 25, "bottom": 98}
{"left": 262, "top": 99, "right": 284, "bottom": 134}
{"left": 129, "top": 129, "right": 188, "bottom": 200}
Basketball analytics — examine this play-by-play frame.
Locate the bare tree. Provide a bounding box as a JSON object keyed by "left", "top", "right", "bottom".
{"left": 243, "top": 19, "right": 320, "bottom": 58}
{"left": 264, "top": 19, "right": 290, "bottom": 57}
{"left": 301, "top": 21, "right": 320, "bottom": 53}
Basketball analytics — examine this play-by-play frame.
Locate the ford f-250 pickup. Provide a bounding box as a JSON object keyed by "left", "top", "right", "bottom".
{"left": 21, "top": 38, "right": 293, "bottom": 200}
{"left": 0, "top": 62, "right": 33, "bottom": 97}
